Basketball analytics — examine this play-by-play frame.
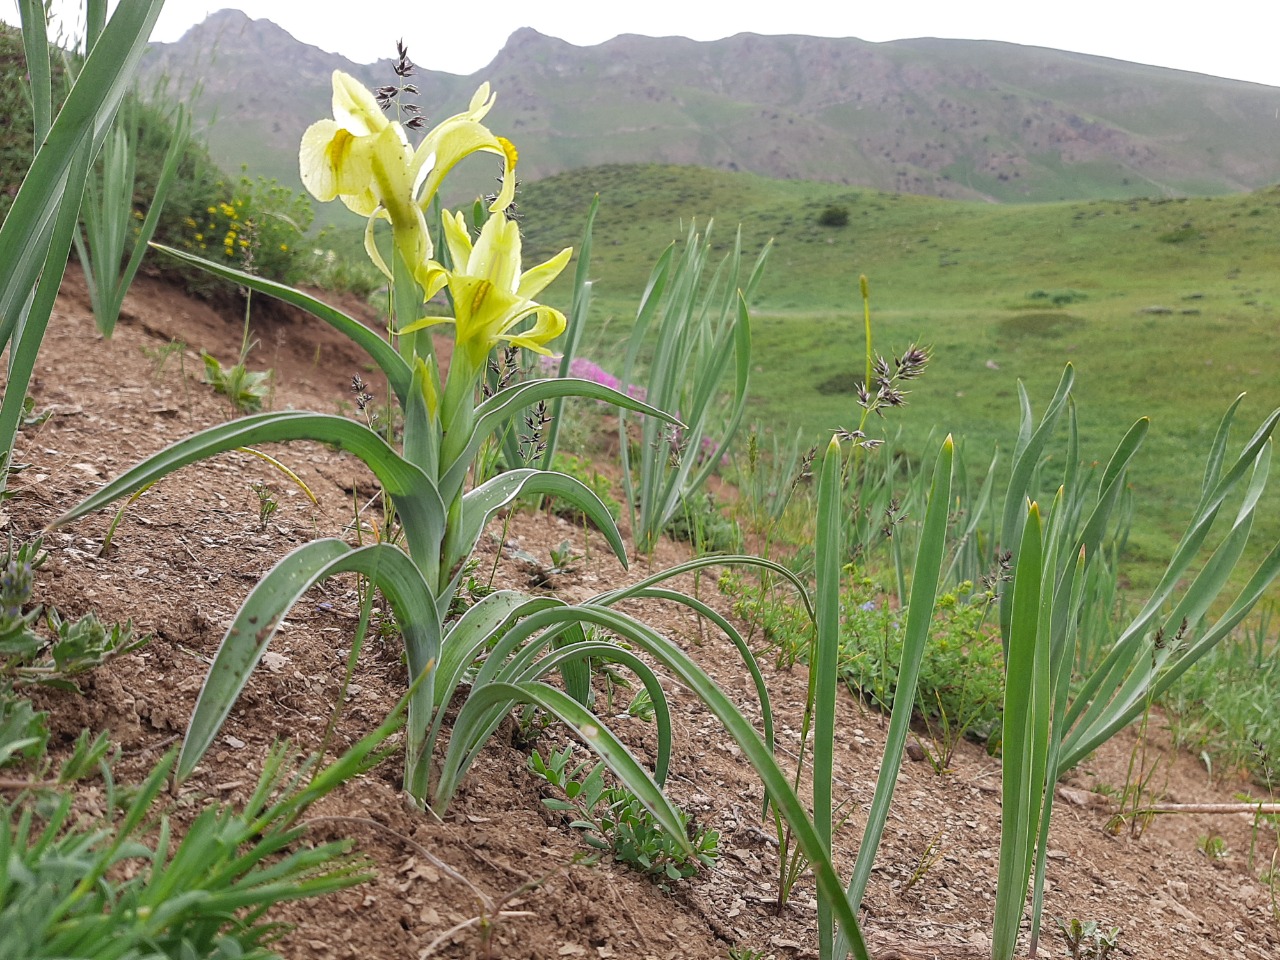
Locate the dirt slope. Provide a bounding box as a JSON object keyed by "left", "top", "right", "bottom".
{"left": 6, "top": 265, "right": 1277, "bottom": 960}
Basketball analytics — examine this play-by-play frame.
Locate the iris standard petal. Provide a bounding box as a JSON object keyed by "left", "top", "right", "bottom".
{"left": 467, "top": 213, "right": 522, "bottom": 295}
{"left": 332, "top": 70, "right": 387, "bottom": 137}
{"left": 466, "top": 82, "right": 495, "bottom": 118}
{"left": 416, "top": 122, "right": 517, "bottom": 215}
{"left": 441, "top": 211, "right": 474, "bottom": 272}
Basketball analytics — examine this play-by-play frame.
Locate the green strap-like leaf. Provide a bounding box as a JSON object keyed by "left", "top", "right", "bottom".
{"left": 442, "top": 378, "right": 681, "bottom": 503}
{"left": 423, "top": 591, "right": 562, "bottom": 765}
{"left": 1063, "top": 407, "right": 1280, "bottom": 732}
{"left": 685, "top": 291, "right": 754, "bottom": 497}
{"left": 592, "top": 554, "right": 814, "bottom": 621}
{"left": 433, "top": 601, "right": 869, "bottom": 958}
{"left": 626, "top": 586, "right": 775, "bottom": 754}
{"left": 1064, "top": 417, "right": 1148, "bottom": 589}
{"left": 839, "top": 436, "right": 954, "bottom": 935}
{"left": 440, "top": 641, "right": 674, "bottom": 803}
{"left": 0, "top": 144, "right": 91, "bottom": 488}
{"left": 1060, "top": 533, "right": 1280, "bottom": 772}
{"left": 54, "top": 412, "right": 443, "bottom": 554}
{"left": 0, "top": 0, "right": 164, "bottom": 346}
{"left": 992, "top": 503, "right": 1045, "bottom": 960}
{"left": 438, "top": 680, "right": 691, "bottom": 849}
{"left": 18, "top": 0, "right": 51, "bottom": 144}
{"left": 1195, "top": 393, "right": 1246, "bottom": 515}
{"left": 540, "top": 196, "right": 599, "bottom": 471}
{"left": 150, "top": 243, "right": 413, "bottom": 405}
{"left": 98, "top": 109, "right": 192, "bottom": 336}
{"left": 813, "top": 437, "right": 843, "bottom": 957}
{"left": 178, "top": 540, "right": 439, "bottom": 789}
{"left": 998, "top": 365, "right": 1074, "bottom": 644}
{"left": 451, "top": 470, "right": 628, "bottom": 593}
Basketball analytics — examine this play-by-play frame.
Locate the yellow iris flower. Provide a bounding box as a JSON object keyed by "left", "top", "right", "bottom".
{"left": 404, "top": 211, "right": 571, "bottom": 371}
{"left": 299, "top": 72, "right": 518, "bottom": 280}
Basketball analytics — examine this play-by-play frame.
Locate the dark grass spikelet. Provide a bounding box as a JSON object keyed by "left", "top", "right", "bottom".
{"left": 880, "top": 497, "right": 906, "bottom": 540}
{"left": 350, "top": 373, "right": 376, "bottom": 416}
{"left": 981, "top": 549, "right": 1014, "bottom": 592}
{"left": 393, "top": 40, "right": 415, "bottom": 78}
{"left": 857, "top": 343, "right": 930, "bottom": 418}
{"left": 518, "top": 400, "right": 552, "bottom": 462}
{"left": 791, "top": 445, "right": 819, "bottom": 490}
{"left": 835, "top": 426, "right": 883, "bottom": 451}
{"left": 895, "top": 344, "right": 929, "bottom": 380}
{"left": 481, "top": 347, "right": 521, "bottom": 399}
{"left": 376, "top": 41, "right": 428, "bottom": 128}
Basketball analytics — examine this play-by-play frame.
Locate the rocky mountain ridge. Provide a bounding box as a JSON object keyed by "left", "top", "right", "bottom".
{"left": 141, "top": 9, "right": 1280, "bottom": 204}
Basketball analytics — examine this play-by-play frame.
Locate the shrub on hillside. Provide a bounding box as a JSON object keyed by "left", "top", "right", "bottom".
{"left": 0, "top": 23, "right": 315, "bottom": 294}
{"left": 170, "top": 173, "right": 314, "bottom": 289}
{"left": 817, "top": 204, "right": 850, "bottom": 227}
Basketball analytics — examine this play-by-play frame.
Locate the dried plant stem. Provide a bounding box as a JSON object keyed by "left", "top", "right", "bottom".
{"left": 1119, "top": 802, "right": 1280, "bottom": 816}
{"left": 0, "top": 778, "right": 60, "bottom": 791}
{"left": 417, "top": 912, "right": 538, "bottom": 958}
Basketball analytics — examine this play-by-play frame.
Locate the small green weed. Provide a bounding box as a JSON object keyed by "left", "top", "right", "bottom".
{"left": 18, "top": 396, "right": 51, "bottom": 430}
{"left": 511, "top": 539, "right": 581, "bottom": 589}
{"left": 0, "top": 539, "right": 146, "bottom": 691}
{"left": 1197, "top": 833, "right": 1229, "bottom": 861}
{"left": 1055, "top": 918, "right": 1121, "bottom": 960}
{"left": 903, "top": 831, "right": 945, "bottom": 893}
{"left": 1, "top": 728, "right": 392, "bottom": 958}
{"left": 201, "top": 350, "right": 272, "bottom": 414}
{"left": 142, "top": 338, "right": 189, "bottom": 379}
{"left": 252, "top": 481, "right": 279, "bottom": 529}
{"left": 530, "top": 745, "right": 718, "bottom": 885}
{"left": 1163, "top": 612, "right": 1280, "bottom": 789}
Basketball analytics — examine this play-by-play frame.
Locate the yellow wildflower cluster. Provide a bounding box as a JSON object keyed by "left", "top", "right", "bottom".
{"left": 173, "top": 175, "right": 312, "bottom": 284}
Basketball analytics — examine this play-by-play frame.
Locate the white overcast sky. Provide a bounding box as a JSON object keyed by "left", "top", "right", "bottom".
{"left": 4, "top": 1, "right": 1279, "bottom": 87}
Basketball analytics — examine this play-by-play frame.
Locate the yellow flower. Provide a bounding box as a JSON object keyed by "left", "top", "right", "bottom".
{"left": 299, "top": 72, "right": 518, "bottom": 281}
{"left": 404, "top": 211, "right": 571, "bottom": 370}
{"left": 414, "top": 85, "right": 519, "bottom": 217}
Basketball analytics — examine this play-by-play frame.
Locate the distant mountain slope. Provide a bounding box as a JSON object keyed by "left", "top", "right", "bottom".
{"left": 141, "top": 9, "right": 1280, "bottom": 205}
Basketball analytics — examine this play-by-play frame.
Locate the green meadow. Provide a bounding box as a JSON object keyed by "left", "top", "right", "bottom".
{"left": 499, "top": 164, "right": 1279, "bottom": 588}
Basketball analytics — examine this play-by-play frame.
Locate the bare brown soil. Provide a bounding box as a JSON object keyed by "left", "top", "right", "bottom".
{"left": 6, "top": 264, "right": 1278, "bottom": 960}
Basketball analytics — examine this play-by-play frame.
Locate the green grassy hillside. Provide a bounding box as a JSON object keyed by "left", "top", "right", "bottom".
{"left": 510, "top": 164, "right": 1280, "bottom": 586}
